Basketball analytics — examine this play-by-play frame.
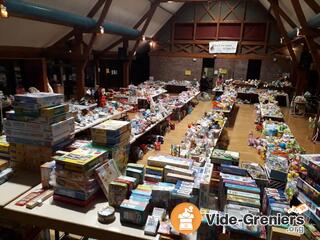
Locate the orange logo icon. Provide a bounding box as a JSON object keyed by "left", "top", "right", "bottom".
{"left": 170, "top": 202, "right": 202, "bottom": 235}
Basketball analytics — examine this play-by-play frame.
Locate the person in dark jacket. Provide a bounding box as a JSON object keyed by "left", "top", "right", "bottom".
{"left": 200, "top": 75, "right": 209, "bottom": 92}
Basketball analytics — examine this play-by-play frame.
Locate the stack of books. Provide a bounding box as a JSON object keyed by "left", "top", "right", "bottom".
{"left": 53, "top": 144, "right": 109, "bottom": 206}
{"left": 147, "top": 155, "right": 194, "bottom": 184}
{"left": 170, "top": 180, "right": 197, "bottom": 209}
{"left": 262, "top": 188, "right": 290, "bottom": 240}
{"left": 4, "top": 93, "right": 74, "bottom": 170}
{"left": 0, "top": 159, "right": 12, "bottom": 185}
{"left": 241, "top": 162, "right": 268, "bottom": 189}
{"left": 119, "top": 183, "right": 155, "bottom": 226}
{"left": 219, "top": 172, "right": 262, "bottom": 236}
{"left": 125, "top": 163, "right": 145, "bottom": 184}
{"left": 107, "top": 175, "right": 137, "bottom": 207}
{"left": 211, "top": 149, "right": 239, "bottom": 166}
{"left": 298, "top": 154, "right": 320, "bottom": 234}
{"left": 91, "top": 120, "right": 131, "bottom": 172}
{"left": 0, "top": 135, "right": 10, "bottom": 160}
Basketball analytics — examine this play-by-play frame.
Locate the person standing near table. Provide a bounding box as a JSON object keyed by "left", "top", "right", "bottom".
{"left": 200, "top": 75, "right": 209, "bottom": 92}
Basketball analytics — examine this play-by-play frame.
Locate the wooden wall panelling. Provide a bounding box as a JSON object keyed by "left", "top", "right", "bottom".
{"left": 174, "top": 23, "right": 194, "bottom": 40}
{"left": 222, "top": 0, "right": 242, "bottom": 21}
{"left": 153, "top": 0, "right": 286, "bottom": 59}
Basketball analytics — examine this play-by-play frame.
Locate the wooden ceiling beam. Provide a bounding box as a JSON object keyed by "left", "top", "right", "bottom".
{"left": 290, "top": 0, "right": 320, "bottom": 93}
{"left": 278, "top": 7, "right": 297, "bottom": 29}
{"left": 101, "top": 1, "right": 158, "bottom": 54}
{"left": 128, "top": 0, "right": 160, "bottom": 63}
{"left": 268, "top": 0, "right": 298, "bottom": 66}
{"left": 148, "top": 0, "right": 174, "bottom": 15}
{"left": 84, "top": 0, "right": 113, "bottom": 67}
{"left": 50, "top": 0, "right": 105, "bottom": 47}
{"left": 304, "top": 0, "right": 320, "bottom": 13}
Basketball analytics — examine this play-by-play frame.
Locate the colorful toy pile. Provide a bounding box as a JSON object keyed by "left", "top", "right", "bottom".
{"left": 212, "top": 88, "right": 237, "bottom": 112}
{"left": 72, "top": 101, "right": 132, "bottom": 133}
{"left": 258, "top": 91, "right": 284, "bottom": 121}
{"left": 130, "top": 107, "right": 170, "bottom": 137}
{"left": 4, "top": 93, "right": 74, "bottom": 170}
{"left": 179, "top": 111, "right": 226, "bottom": 162}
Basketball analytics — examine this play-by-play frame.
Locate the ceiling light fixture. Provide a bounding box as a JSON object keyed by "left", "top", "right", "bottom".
{"left": 142, "top": 35, "right": 146, "bottom": 41}
{"left": 99, "top": 26, "right": 104, "bottom": 34}
{"left": 296, "top": 27, "right": 301, "bottom": 37}
{"left": 0, "top": 2, "right": 8, "bottom": 18}
{"left": 280, "top": 37, "right": 284, "bottom": 44}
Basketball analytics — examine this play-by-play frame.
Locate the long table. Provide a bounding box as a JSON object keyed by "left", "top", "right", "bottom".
{"left": 0, "top": 170, "right": 40, "bottom": 209}
{"left": 3, "top": 184, "right": 154, "bottom": 240}
{"left": 130, "top": 113, "right": 171, "bottom": 144}
{"left": 74, "top": 108, "right": 132, "bottom": 134}
{"left": 171, "top": 91, "right": 200, "bottom": 121}
{"left": 260, "top": 103, "right": 284, "bottom": 122}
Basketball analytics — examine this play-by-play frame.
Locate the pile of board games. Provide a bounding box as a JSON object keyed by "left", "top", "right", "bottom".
{"left": 0, "top": 135, "right": 10, "bottom": 161}
{"left": 0, "top": 158, "right": 12, "bottom": 185}
{"left": 4, "top": 93, "right": 74, "bottom": 170}
{"left": 0, "top": 135, "right": 11, "bottom": 184}
{"left": 91, "top": 120, "right": 131, "bottom": 172}
{"left": 296, "top": 154, "right": 320, "bottom": 238}
{"left": 219, "top": 170, "right": 263, "bottom": 237}
{"left": 52, "top": 144, "right": 109, "bottom": 206}
{"left": 211, "top": 149, "right": 239, "bottom": 166}
{"left": 147, "top": 155, "right": 194, "bottom": 184}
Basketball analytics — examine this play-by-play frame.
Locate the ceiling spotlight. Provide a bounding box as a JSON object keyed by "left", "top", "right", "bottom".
{"left": 149, "top": 41, "right": 154, "bottom": 48}
{"left": 296, "top": 27, "right": 301, "bottom": 37}
{"left": 280, "top": 37, "right": 284, "bottom": 44}
{"left": 142, "top": 35, "right": 146, "bottom": 41}
{"left": 0, "top": 4, "right": 8, "bottom": 18}
{"left": 99, "top": 26, "right": 104, "bottom": 34}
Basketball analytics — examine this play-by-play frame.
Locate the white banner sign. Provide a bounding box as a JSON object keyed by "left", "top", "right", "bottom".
{"left": 209, "top": 41, "right": 238, "bottom": 54}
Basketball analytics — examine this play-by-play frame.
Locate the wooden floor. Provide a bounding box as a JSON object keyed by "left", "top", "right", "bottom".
{"left": 138, "top": 101, "right": 320, "bottom": 165}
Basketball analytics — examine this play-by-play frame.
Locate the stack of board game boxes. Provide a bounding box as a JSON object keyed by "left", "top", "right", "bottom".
{"left": 297, "top": 154, "right": 320, "bottom": 239}
{"left": 262, "top": 188, "right": 291, "bottom": 240}
{"left": 53, "top": 144, "right": 109, "bottom": 206}
{"left": 0, "top": 135, "right": 12, "bottom": 184}
{"left": 0, "top": 135, "right": 10, "bottom": 161}
{"left": 219, "top": 167, "right": 262, "bottom": 237}
{"left": 146, "top": 155, "right": 194, "bottom": 184}
{"left": 203, "top": 149, "right": 240, "bottom": 210}
{"left": 119, "top": 180, "right": 174, "bottom": 227}
{"left": 4, "top": 93, "right": 74, "bottom": 170}
{"left": 0, "top": 158, "right": 12, "bottom": 185}
{"left": 91, "top": 120, "right": 131, "bottom": 172}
